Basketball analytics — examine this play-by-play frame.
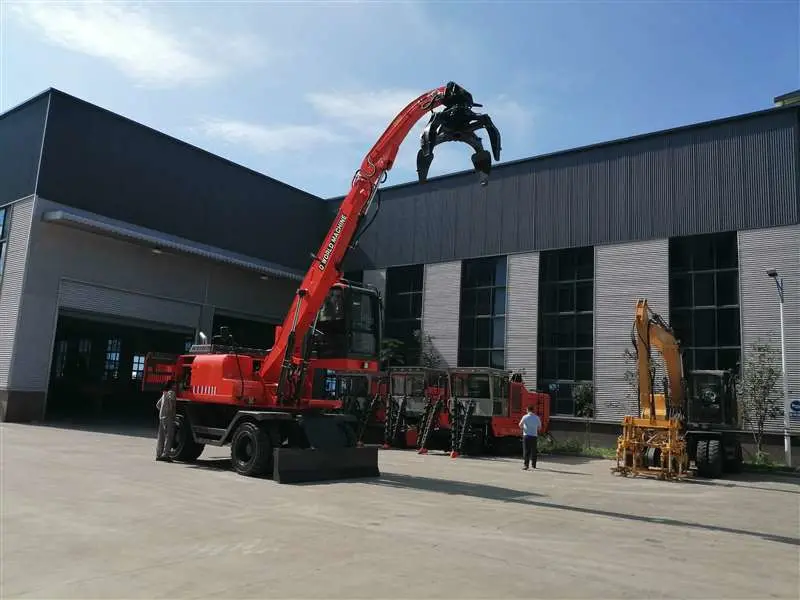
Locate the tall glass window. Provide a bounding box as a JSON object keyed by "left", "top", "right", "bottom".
{"left": 458, "top": 256, "right": 507, "bottom": 369}
{"left": 668, "top": 232, "right": 741, "bottom": 372}
{"left": 537, "top": 246, "right": 594, "bottom": 415}
{"left": 384, "top": 264, "right": 424, "bottom": 365}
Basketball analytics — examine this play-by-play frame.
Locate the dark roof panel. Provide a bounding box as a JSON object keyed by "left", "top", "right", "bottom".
{"left": 0, "top": 91, "right": 49, "bottom": 205}
{"left": 35, "top": 89, "right": 328, "bottom": 270}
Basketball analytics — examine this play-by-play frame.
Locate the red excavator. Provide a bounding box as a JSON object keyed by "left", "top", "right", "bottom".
{"left": 141, "top": 82, "right": 502, "bottom": 483}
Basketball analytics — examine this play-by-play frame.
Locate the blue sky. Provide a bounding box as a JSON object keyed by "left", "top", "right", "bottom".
{"left": 1, "top": 1, "right": 798, "bottom": 199}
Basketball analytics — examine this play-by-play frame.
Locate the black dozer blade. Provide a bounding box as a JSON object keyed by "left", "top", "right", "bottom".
{"left": 272, "top": 413, "right": 380, "bottom": 484}
{"left": 272, "top": 446, "right": 380, "bottom": 484}
{"left": 417, "top": 81, "right": 502, "bottom": 186}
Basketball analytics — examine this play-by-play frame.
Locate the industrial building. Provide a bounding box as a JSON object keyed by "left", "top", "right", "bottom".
{"left": 1, "top": 87, "right": 798, "bottom": 438}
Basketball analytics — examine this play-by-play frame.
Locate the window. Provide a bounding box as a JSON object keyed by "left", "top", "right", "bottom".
{"left": 54, "top": 340, "right": 69, "bottom": 379}
{"left": 668, "top": 232, "right": 741, "bottom": 373}
{"left": 131, "top": 355, "right": 146, "bottom": 380}
{"left": 103, "top": 338, "right": 122, "bottom": 380}
{"left": 537, "top": 246, "right": 594, "bottom": 415}
{"left": 349, "top": 290, "right": 378, "bottom": 356}
{"left": 343, "top": 270, "right": 363, "bottom": 284}
{"left": 384, "top": 265, "right": 424, "bottom": 365}
{"left": 458, "top": 256, "right": 507, "bottom": 369}
{"left": 0, "top": 206, "right": 9, "bottom": 278}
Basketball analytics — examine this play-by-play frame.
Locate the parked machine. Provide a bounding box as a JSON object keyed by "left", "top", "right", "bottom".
{"left": 382, "top": 366, "right": 551, "bottom": 458}
{"left": 612, "top": 298, "right": 743, "bottom": 480}
{"left": 141, "top": 82, "right": 502, "bottom": 483}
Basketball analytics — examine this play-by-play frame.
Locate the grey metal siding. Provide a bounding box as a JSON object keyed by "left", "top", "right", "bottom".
{"left": 58, "top": 280, "right": 200, "bottom": 329}
{"left": 8, "top": 197, "right": 298, "bottom": 392}
{"left": 421, "top": 261, "right": 461, "bottom": 367}
{"left": 594, "top": 239, "right": 670, "bottom": 422}
{"left": 345, "top": 108, "right": 799, "bottom": 270}
{"left": 35, "top": 90, "right": 328, "bottom": 271}
{"left": 737, "top": 225, "right": 800, "bottom": 433}
{"left": 506, "top": 252, "right": 540, "bottom": 388}
{"left": 0, "top": 95, "right": 47, "bottom": 206}
{"left": 0, "top": 198, "right": 34, "bottom": 388}
{"left": 362, "top": 269, "right": 386, "bottom": 302}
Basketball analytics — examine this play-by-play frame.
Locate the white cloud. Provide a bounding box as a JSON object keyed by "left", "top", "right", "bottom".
{"left": 305, "top": 89, "right": 426, "bottom": 138}
{"left": 9, "top": 1, "right": 262, "bottom": 87}
{"left": 195, "top": 118, "right": 346, "bottom": 154}
{"left": 303, "top": 87, "right": 535, "bottom": 176}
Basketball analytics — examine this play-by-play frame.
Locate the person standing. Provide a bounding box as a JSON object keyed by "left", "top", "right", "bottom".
{"left": 519, "top": 405, "right": 542, "bottom": 470}
{"left": 155, "top": 381, "right": 177, "bottom": 462}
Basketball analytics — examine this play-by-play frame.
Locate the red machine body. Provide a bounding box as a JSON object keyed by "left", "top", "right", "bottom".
{"left": 380, "top": 366, "right": 551, "bottom": 456}
{"left": 141, "top": 82, "right": 502, "bottom": 481}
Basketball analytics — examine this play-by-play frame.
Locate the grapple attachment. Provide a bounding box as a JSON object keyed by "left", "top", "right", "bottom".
{"left": 417, "top": 82, "right": 502, "bottom": 186}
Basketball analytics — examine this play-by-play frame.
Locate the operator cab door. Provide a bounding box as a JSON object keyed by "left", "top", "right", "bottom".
{"left": 312, "top": 286, "right": 380, "bottom": 362}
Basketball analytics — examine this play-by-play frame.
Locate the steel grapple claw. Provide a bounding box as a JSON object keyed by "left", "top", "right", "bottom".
{"left": 417, "top": 82, "right": 502, "bottom": 186}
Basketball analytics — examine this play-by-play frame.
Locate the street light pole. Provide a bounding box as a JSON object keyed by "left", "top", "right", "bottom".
{"left": 767, "top": 269, "right": 791, "bottom": 468}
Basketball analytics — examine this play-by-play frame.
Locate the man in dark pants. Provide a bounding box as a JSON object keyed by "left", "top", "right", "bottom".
{"left": 155, "top": 381, "right": 177, "bottom": 462}
{"left": 519, "top": 405, "right": 542, "bottom": 470}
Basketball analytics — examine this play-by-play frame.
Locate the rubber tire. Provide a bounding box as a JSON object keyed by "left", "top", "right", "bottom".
{"left": 695, "top": 439, "right": 711, "bottom": 477}
{"left": 230, "top": 421, "right": 273, "bottom": 477}
{"left": 725, "top": 440, "right": 744, "bottom": 474}
{"left": 696, "top": 438, "right": 724, "bottom": 478}
{"left": 171, "top": 414, "right": 205, "bottom": 462}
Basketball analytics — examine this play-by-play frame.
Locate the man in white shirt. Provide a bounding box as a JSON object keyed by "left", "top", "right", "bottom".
{"left": 518, "top": 405, "right": 542, "bottom": 470}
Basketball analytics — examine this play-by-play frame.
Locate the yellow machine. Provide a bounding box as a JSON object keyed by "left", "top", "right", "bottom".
{"left": 612, "top": 298, "right": 690, "bottom": 480}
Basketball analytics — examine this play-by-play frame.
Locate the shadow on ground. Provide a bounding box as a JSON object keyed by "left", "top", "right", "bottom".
{"left": 683, "top": 472, "right": 800, "bottom": 494}
{"left": 363, "top": 472, "right": 800, "bottom": 547}
{"left": 176, "top": 457, "right": 799, "bottom": 548}
{"left": 18, "top": 420, "right": 157, "bottom": 440}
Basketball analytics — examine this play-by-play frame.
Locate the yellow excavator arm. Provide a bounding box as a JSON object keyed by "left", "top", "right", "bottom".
{"left": 632, "top": 298, "right": 685, "bottom": 421}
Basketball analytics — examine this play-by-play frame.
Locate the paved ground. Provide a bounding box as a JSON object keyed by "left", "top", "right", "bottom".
{"left": 2, "top": 423, "right": 799, "bottom": 599}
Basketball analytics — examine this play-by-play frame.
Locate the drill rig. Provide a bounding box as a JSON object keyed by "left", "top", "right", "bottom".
{"left": 142, "top": 82, "right": 502, "bottom": 484}
{"left": 612, "top": 298, "right": 743, "bottom": 480}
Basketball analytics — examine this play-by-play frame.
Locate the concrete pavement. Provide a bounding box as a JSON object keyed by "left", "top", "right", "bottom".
{"left": 2, "top": 423, "right": 798, "bottom": 599}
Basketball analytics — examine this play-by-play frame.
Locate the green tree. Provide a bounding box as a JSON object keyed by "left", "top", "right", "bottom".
{"left": 736, "top": 340, "right": 782, "bottom": 461}
{"left": 572, "top": 380, "right": 594, "bottom": 448}
{"left": 413, "top": 329, "right": 443, "bottom": 369}
{"left": 380, "top": 337, "right": 406, "bottom": 370}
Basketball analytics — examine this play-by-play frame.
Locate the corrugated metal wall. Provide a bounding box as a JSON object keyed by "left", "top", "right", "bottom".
{"left": 0, "top": 95, "right": 47, "bottom": 206}
{"left": 594, "top": 239, "right": 670, "bottom": 422}
{"left": 8, "top": 197, "right": 298, "bottom": 392}
{"left": 346, "top": 108, "right": 799, "bottom": 270}
{"left": 421, "top": 261, "right": 461, "bottom": 367}
{"left": 506, "top": 252, "right": 540, "bottom": 388}
{"left": 737, "top": 225, "right": 800, "bottom": 433}
{"left": 0, "top": 198, "right": 34, "bottom": 388}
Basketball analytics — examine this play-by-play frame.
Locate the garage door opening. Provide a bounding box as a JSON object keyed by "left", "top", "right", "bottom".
{"left": 46, "top": 313, "right": 194, "bottom": 425}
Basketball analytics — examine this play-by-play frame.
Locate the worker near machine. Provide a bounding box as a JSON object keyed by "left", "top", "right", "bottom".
{"left": 519, "top": 405, "right": 541, "bottom": 470}
{"left": 155, "top": 380, "right": 177, "bottom": 462}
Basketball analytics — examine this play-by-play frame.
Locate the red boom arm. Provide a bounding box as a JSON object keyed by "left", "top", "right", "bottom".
{"left": 258, "top": 82, "right": 502, "bottom": 402}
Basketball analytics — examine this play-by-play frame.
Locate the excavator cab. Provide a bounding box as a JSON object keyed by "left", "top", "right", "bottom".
{"left": 685, "top": 370, "right": 739, "bottom": 428}
{"left": 310, "top": 282, "right": 381, "bottom": 362}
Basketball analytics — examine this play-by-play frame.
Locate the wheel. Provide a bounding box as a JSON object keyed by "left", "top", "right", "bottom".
{"left": 695, "top": 439, "right": 710, "bottom": 477}
{"left": 724, "top": 440, "right": 744, "bottom": 474}
{"left": 170, "top": 414, "right": 205, "bottom": 462}
{"left": 695, "top": 438, "right": 723, "bottom": 478}
{"left": 230, "top": 421, "right": 273, "bottom": 477}
{"left": 707, "top": 439, "right": 723, "bottom": 478}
